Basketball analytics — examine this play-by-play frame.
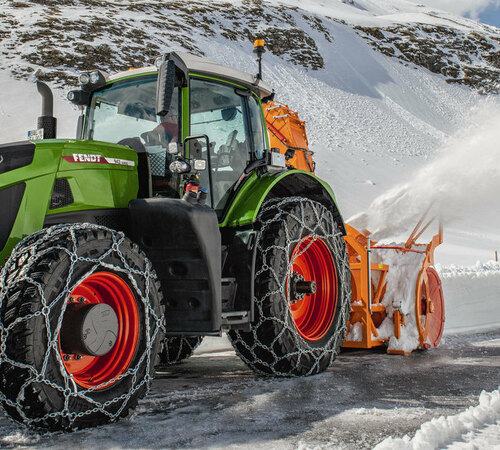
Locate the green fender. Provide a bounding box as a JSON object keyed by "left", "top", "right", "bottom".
{"left": 220, "top": 169, "right": 345, "bottom": 232}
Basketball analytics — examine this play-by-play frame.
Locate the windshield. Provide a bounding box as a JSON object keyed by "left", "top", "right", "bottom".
{"left": 85, "top": 76, "right": 182, "bottom": 197}
{"left": 85, "top": 76, "right": 181, "bottom": 145}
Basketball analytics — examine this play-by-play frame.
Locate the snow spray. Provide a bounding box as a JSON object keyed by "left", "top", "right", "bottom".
{"left": 349, "top": 102, "right": 500, "bottom": 240}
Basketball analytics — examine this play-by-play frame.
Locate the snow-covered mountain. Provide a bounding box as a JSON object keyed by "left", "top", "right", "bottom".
{"left": 1, "top": 0, "right": 500, "bottom": 265}
{"left": 1, "top": 3, "right": 500, "bottom": 447}
{"left": 3, "top": 0, "right": 500, "bottom": 89}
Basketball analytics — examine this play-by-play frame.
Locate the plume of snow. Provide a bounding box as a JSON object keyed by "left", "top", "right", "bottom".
{"left": 349, "top": 102, "right": 500, "bottom": 240}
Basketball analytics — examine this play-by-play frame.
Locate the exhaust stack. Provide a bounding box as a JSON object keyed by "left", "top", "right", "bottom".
{"left": 36, "top": 81, "right": 57, "bottom": 139}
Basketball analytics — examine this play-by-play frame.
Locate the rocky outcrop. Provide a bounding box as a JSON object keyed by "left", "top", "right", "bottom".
{"left": 2, "top": 0, "right": 500, "bottom": 94}
{"left": 0, "top": 0, "right": 330, "bottom": 85}
{"left": 355, "top": 24, "right": 500, "bottom": 94}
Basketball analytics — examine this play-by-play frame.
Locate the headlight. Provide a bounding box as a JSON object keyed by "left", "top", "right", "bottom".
{"left": 169, "top": 160, "right": 191, "bottom": 174}
{"left": 78, "top": 71, "right": 106, "bottom": 91}
{"left": 193, "top": 159, "right": 207, "bottom": 171}
{"left": 67, "top": 90, "right": 90, "bottom": 106}
{"left": 78, "top": 72, "right": 90, "bottom": 86}
{"left": 89, "top": 71, "right": 106, "bottom": 88}
{"left": 90, "top": 71, "right": 100, "bottom": 84}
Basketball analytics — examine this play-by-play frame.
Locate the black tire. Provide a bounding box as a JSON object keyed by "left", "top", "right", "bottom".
{"left": 157, "top": 337, "right": 203, "bottom": 366}
{"left": 0, "top": 224, "right": 165, "bottom": 431}
{"left": 228, "top": 197, "right": 351, "bottom": 377}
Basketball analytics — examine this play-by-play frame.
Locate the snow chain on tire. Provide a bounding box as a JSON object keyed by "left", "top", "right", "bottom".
{"left": 157, "top": 337, "right": 203, "bottom": 366}
{"left": 229, "top": 197, "right": 351, "bottom": 377}
{"left": 0, "top": 223, "right": 165, "bottom": 430}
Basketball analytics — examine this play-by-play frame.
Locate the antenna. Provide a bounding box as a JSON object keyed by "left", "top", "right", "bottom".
{"left": 254, "top": 39, "right": 265, "bottom": 80}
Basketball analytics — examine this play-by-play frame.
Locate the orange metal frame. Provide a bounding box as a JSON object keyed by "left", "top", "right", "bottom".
{"left": 264, "top": 100, "right": 316, "bottom": 173}
{"left": 343, "top": 210, "right": 443, "bottom": 353}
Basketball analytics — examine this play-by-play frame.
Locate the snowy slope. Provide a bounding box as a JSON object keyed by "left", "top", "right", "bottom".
{"left": 2, "top": 0, "right": 500, "bottom": 266}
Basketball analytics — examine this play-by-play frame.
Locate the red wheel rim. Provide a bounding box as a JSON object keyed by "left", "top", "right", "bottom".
{"left": 288, "top": 236, "right": 337, "bottom": 341}
{"left": 420, "top": 267, "right": 445, "bottom": 347}
{"left": 58, "top": 272, "right": 140, "bottom": 389}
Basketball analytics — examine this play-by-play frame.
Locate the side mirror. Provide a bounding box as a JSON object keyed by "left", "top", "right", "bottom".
{"left": 156, "top": 59, "right": 175, "bottom": 117}
{"left": 191, "top": 139, "right": 203, "bottom": 159}
{"left": 183, "top": 134, "right": 210, "bottom": 159}
{"left": 156, "top": 52, "right": 188, "bottom": 117}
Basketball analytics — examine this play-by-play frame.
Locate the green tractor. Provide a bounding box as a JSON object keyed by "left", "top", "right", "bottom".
{"left": 0, "top": 46, "right": 351, "bottom": 430}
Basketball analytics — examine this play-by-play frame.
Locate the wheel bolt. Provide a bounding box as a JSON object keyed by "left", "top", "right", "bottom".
{"left": 78, "top": 297, "right": 86, "bottom": 303}
{"left": 75, "top": 355, "right": 82, "bottom": 361}
{"left": 63, "top": 354, "right": 71, "bottom": 361}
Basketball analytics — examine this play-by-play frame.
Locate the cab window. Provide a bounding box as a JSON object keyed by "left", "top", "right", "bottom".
{"left": 190, "top": 78, "right": 252, "bottom": 211}
{"left": 248, "top": 95, "right": 266, "bottom": 160}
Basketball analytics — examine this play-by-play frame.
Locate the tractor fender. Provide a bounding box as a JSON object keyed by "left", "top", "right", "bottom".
{"left": 220, "top": 169, "right": 346, "bottom": 234}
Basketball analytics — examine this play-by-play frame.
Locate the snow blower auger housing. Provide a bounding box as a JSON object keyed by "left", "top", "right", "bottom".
{"left": 0, "top": 44, "right": 351, "bottom": 431}
{"left": 343, "top": 210, "right": 445, "bottom": 355}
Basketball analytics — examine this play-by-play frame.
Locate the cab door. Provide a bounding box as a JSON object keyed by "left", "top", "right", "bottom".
{"left": 189, "top": 77, "right": 265, "bottom": 213}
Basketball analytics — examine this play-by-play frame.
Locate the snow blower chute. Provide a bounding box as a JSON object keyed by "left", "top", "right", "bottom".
{"left": 265, "top": 103, "right": 445, "bottom": 355}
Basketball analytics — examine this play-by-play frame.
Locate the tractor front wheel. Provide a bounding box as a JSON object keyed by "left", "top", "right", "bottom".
{"left": 0, "top": 224, "right": 165, "bottom": 430}
{"left": 228, "top": 197, "right": 351, "bottom": 376}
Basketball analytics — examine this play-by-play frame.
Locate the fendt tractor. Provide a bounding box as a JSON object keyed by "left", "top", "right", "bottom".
{"left": 0, "top": 41, "right": 445, "bottom": 431}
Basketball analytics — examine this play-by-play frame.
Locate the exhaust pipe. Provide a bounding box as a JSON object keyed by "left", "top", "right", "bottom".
{"left": 36, "top": 81, "right": 57, "bottom": 139}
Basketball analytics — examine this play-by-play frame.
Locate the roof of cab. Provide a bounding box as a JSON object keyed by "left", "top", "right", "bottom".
{"left": 107, "top": 51, "right": 274, "bottom": 99}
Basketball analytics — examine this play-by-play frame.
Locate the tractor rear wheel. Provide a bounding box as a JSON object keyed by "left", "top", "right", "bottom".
{"left": 0, "top": 224, "right": 165, "bottom": 431}
{"left": 157, "top": 337, "right": 203, "bottom": 366}
{"left": 228, "top": 197, "right": 351, "bottom": 376}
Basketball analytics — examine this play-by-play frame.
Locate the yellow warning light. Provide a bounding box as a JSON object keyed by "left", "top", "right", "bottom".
{"left": 254, "top": 39, "right": 265, "bottom": 48}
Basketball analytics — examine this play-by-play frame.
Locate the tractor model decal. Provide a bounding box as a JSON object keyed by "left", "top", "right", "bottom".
{"left": 62, "top": 154, "right": 135, "bottom": 167}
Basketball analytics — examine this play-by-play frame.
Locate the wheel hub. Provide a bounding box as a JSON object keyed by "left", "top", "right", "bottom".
{"left": 60, "top": 303, "right": 119, "bottom": 357}
{"left": 288, "top": 236, "right": 337, "bottom": 341}
{"left": 291, "top": 273, "right": 317, "bottom": 302}
{"left": 58, "top": 271, "right": 140, "bottom": 390}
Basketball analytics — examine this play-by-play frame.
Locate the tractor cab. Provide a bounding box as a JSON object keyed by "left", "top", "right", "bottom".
{"left": 71, "top": 52, "right": 275, "bottom": 216}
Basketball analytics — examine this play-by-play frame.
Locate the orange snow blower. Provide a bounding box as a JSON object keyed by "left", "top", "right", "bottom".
{"left": 343, "top": 210, "right": 445, "bottom": 355}
{"left": 265, "top": 106, "right": 446, "bottom": 355}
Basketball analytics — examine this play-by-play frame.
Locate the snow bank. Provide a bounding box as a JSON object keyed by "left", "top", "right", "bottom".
{"left": 438, "top": 261, "right": 500, "bottom": 333}
{"left": 374, "top": 387, "right": 500, "bottom": 450}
